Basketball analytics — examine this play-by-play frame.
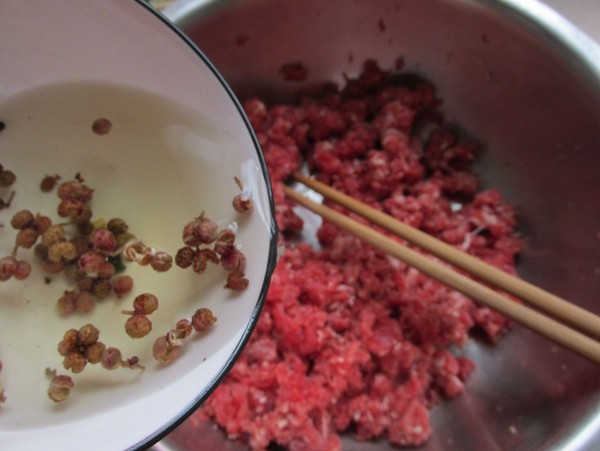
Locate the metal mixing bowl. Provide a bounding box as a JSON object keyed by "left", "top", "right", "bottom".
{"left": 159, "top": 0, "right": 600, "bottom": 449}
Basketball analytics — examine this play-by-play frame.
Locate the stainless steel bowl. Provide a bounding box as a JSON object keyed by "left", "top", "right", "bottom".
{"left": 160, "top": 0, "right": 600, "bottom": 449}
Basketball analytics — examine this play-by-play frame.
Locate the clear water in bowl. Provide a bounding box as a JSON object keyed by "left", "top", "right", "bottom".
{"left": 0, "top": 81, "right": 263, "bottom": 430}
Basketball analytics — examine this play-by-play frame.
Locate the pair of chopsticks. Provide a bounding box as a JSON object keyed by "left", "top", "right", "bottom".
{"left": 282, "top": 172, "right": 600, "bottom": 365}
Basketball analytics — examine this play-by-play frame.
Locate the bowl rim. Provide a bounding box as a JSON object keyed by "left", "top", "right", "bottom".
{"left": 131, "top": 1, "right": 279, "bottom": 449}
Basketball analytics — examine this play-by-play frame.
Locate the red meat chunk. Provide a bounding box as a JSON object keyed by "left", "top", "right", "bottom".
{"left": 195, "top": 60, "right": 522, "bottom": 450}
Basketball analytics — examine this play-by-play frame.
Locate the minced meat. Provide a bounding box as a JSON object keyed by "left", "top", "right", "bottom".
{"left": 194, "top": 60, "right": 522, "bottom": 450}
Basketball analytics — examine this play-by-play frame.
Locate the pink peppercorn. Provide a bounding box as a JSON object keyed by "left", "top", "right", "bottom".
{"left": 78, "top": 324, "right": 100, "bottom": 346}
{"left": 92, "top": 228, "right": 117, "bottom": 253}
{"left": 220, "top": 248, "right": 247, "bottom": 272}
{"left": 69, "top": 204, "right": 93, "bottom": 224}
{"left": 40, "top": 175, "right": 59, "bottom": 193}
{"left": 216, "top": 228, "right": 236, "bottom": 245}
{"left": 111, "top": 275, "right": 133, "bottom": 297}
{"left": 40, "top": 258, "right": 66, "bottom": 274}
{"left": 41, "top": 225, "right": 66, "bottom": 247}
{"left": 152, "top": 335, "right": 182, "bottom": 364}
{"left": 92, "top": 118, "right": 112, "bottom": 135}
{"left": 47, "top": 241, "right": 78, "bottom": 263}
{"left": 56, "top": 291, "right": 77, "bottom": 316}
{"left": 63, "top": 351, "right": 87, "bottom": 374}
{"left": 191, "top": 308, "right": 217, "bottom": 332}
{"left": 232, "top": 194, "right": 253, "bottom": 215}
{"left": 125, "top": 315, "right": 152, "bottom": 339}
{"left": 225, "top": 270, "right": 249, "bottom": 291}
{"left": 57, "top": 199, "right": 77, "bottom": 218}
{"left": 47, "top": 374, "right": 74, "bottom": 403}
{"left": 132, "top": 293, "right": 158, "bottom": 315}
{"left": 232, "top": 177, "right": 254, "bottom": 214}
{"left": 13, "top": 260, "right": 31, "bottom": 280}
{"left": 78, "top": 251, "right": 106, "bottom": 277}
{"left": 182, "top": 216, "right": 218, "bottom": 246}
{"left": 85, "top": 342, "right": 106, "bottom": 364}
{"left": 197, "top": 217, "right": 218, "bottom": 244}
{"left": 175, "top": 319, "right": 193, "bottom": 338}
{"left": 150, "top": 251, "right": 173, "bottom": 272}
{"left": 101, "top": 347, "right": 122, "bottom": 370}
{"left": 214, "top": 241, "right": 235, "bottom": 256}
{"left": 93, "top": 278, "right": 112, "bottom": 299}
{"left": 15, "top": 227, "right": 38, "bottom": 248}
{"left": 10, "top": 210, "right": 34, "bottom": 229}
{"left": 0, "top": 256, "right": 18, "bottom": 281}
{"left": 97, "top": 261, "right": 116, "bottom": 279}
{"left": 57, "top": 180, "right": 93, "bottom": 202}
{"left": 33, "top": 214, "right": 52, "bottom": 233}
{"left": 182, "top": 221, "right": 201, "bottom": 247}
{"left": 75, "top": 291, "right": 95, "bottom": 313}
{"left": 175, "top": 247, "right": 195, "bottom": 268}
{"left": 192, "top": 253, "right": 209, "bottom": 274}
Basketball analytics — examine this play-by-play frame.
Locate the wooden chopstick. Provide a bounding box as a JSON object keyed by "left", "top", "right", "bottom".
{"left": 292, "top": 171, "right": 600, "bottom": 340}
{"left": 282, "top": 179, "right": 600, "bottom": 365}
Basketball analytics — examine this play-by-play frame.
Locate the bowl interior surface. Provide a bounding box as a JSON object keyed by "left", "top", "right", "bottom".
{"left": 164, "top": 0, "right": 600, "bottom": 449}
{"left": 0, "top": 1, "right": 275, "bottom": 450}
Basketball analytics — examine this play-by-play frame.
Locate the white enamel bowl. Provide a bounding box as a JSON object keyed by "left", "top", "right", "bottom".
{"left": 0, "top": 1, "right": 277, "bottom": 450}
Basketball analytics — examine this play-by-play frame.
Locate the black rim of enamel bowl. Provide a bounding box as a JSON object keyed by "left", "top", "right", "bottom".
{"left": 130, "top": 0, "right": 279, "bottom": 449}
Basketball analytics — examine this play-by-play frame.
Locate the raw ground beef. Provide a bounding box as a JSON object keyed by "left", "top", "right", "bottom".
{"left": 196, "top": 60, "right": 523, "bottom": 450}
